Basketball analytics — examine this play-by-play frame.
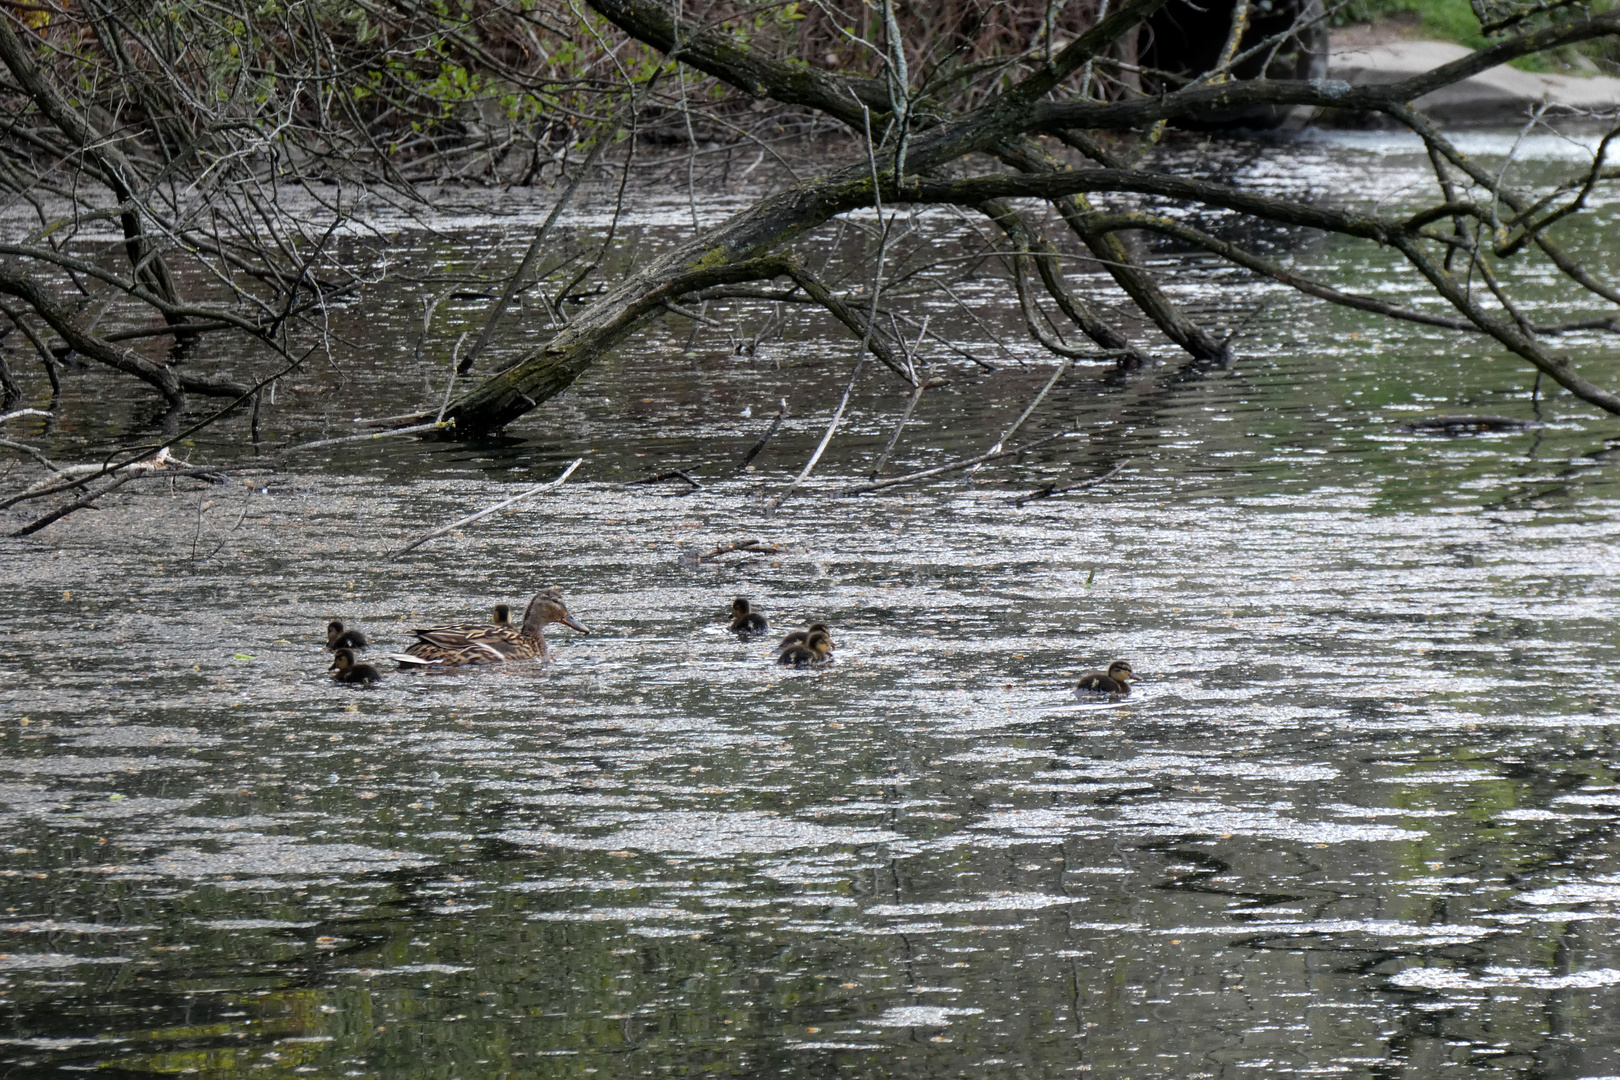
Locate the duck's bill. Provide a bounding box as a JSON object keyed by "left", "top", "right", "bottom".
{"left": 560, "top": 615, "right": 590, "bottom": 634}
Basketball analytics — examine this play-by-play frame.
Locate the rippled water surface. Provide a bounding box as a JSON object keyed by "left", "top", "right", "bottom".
{"left": 4, "top": 131, "right": 1620, "bottom": 1078}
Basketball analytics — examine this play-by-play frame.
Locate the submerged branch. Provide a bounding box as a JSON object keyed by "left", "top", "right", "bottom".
{"left": 391, "top": 458, "right": 584, "bottom": 559}
{"left": 842, "top": 431, "right": 1073, "bottom": 495}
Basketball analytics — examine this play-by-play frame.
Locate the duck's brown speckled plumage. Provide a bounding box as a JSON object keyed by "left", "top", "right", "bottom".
{"left": 777, "top": 629, "right": 833, "bottom": 667}
{"left": 729, "top": 597, "right": 768, "bottom": 635}
{"left": 1075, "top": 660, "right": 1135, "bottom": 696}
{"left": 326, "top": 620, "right": 368, "bottom": 651}
{"left": 329, "top": 648, "right": 382, "bottom": 685}
{"left": 779, "top": 622, "right": 831, "bottom": 650}
{"left": 395, "top": 591, "right": 588, "bottom": 668}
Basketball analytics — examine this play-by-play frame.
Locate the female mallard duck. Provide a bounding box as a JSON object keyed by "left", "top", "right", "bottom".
{"left": 779, "top": 622, "right": 831, "bottom": 650}
{"left": 326, "top": 620, "right": 368, "bottom": 650}
{"left": 730, "top": 597, "right": 769, "bottom": 636}
{"left": 778, "top": 629, "right": 833, "bottom": 667}
{"left": 329, "top": 648, "right": 382, "bottom": 685}
{"left": 1075, "top": 660, "right": 1136, "bottom": 696}
{"left": 393, "top": 590, "right": 589, "bottom": 668}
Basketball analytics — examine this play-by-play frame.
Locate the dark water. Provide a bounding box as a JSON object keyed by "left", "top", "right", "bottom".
{"left": 4, "top": 130, "right": 1620, "bottom": 1078}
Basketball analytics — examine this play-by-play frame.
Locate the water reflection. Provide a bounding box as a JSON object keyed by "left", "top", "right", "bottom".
{"left": 4, "top": 132, "right": 1620, "bottom": 1078}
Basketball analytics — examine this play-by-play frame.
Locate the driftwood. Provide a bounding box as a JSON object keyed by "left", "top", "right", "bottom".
{"left": 391, "top": 457, "right": 583, "bottom": 559}
{"left": 693, "top": 537, "right": 781, "bottom": 563}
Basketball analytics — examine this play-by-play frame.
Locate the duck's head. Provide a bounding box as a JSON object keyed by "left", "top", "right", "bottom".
{"left": 806, "top": 622, "right": 830, "bottom": 636}
{"left": 329, "top": 648, "right": 359, "bottom": 673}
{"left": 1107, "top": 660, "right": 1135, "bottom": 682}
{"left": 326, "top": 620, "right": 346, "bottom": 646}
{"left": 731, "top": 597, "right": 753, "bottom": 618}
{"left": 492, "top": 603, "right": 511, "bottom": 625}
{"left": 523, "top": 590, "right": 590, "bottom": 634}
{"left": 805, "top": 630, "right": 833, "bottom": 659}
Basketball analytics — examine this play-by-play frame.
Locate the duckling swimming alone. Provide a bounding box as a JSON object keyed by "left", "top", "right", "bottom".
{"left": 394, "top": 590, "right": 589, "bottom": 668}
{"left": 779, "top": 622, "right": 831, "bottom": 650}
{"left": 326, "top": 620, "right": 368, "bottom": 650}
{"left": 730, "top": 598, "right": 769, "bottom": 636}
{"left": 329, "top": 648, "right": 382, "bottom": 685}
{"left": 1075, "top": 660, "right": 1136, "bottom": 696}
{"left": 778, "top": 629, "right": 833, "bottom": 667}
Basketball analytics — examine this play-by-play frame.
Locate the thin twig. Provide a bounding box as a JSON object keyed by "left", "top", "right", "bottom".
{"left": 966, "top": 359, "right": 1070, "bottom": 478}
{"left": 457, "top": 134, "right": 610, "bottom": 376}
{"left": 841, "top": 431, "right": 1073, "bottom": 496}
{"left": 283, "top": 420, "right": 450, "bottom": 454}
{"left": 734, "top": 399, "right": 788, "bottom": 473}
{"left": 12, "top": 474, "right": 139, "bottom": 537}
{"left": 1009, "top": 463, "right": 1126, "bottom": 506}
{"left": 622, "top": 469, "right": 703, "bottom": 491}
{"left": 870, "top": 376, "right": 944, "bottom": 479}
{"left": 0, "top": 408, "right": 50, "bottom": 424}
{"left": 765, "top": 357, "right": 863, "bottom": 514}
{"left": 391, "top": 457, "right": 583, "bottom": 559}
{"left": 0, "top": 436, "right": 58, "bottom": 471}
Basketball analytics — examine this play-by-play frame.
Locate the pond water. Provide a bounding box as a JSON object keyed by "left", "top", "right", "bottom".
{"left": 4, "top": 129, "right": 1620, "bottom": 1079}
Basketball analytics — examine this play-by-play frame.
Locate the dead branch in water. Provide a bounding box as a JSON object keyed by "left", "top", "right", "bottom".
{"left": 733, "top": 399, "right": 788, "bottom": 474}
{"left": 841, "top": 431, "right": 1074, "bottom": 495}
{"left": 695, "top": 537, "right": 782, "bottom": 562}
{"left": 391, "top": 457, "right": 583, "bottom": 559}
{"left": 10, "top": 466, "right": 241, "bottom": 537}
{"left": 282, "top": 421, "right": 452, "bottom": 454}
{"left": 1009, "top": 462, "right": 1127, "bottom": 505}
{"left": 623, "top": 469, "right": 703, "bottom": 492}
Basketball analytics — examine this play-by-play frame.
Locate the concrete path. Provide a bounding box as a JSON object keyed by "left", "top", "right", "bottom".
{"left": 1327, "top": 39, "right": 1620, "bottom": 123}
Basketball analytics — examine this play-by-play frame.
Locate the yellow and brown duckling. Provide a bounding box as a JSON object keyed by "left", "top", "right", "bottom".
{"left": 1075, "top": 660, "right": 1136, "bottom": 697}
{"left": 779, "top": 622, "right": 831, "bottom": 650}
{"left": 326, "top": 619, "right": 368, "bottom": 651}
{"left": 329, "top": 648, "right": 382, "bottom": 685}
{"left": 730, "top": 597, "right": 769, "bottom": 636}
{"left": 777, "top": 629, "right": 833, "bottom": 667}
{"left": 492, "top": 603, "right": 511, "bottom": 626}
{"left": 393, "top": 590, "right": 589, "bottom": 668}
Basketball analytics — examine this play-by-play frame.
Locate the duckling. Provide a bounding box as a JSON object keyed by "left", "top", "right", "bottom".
{"left": 779, "top": 622, "right": 831, "bottom": 650}
{"left": 326, "top": 619, "right": 368, "bottom": 651}
{"left": 492, "top": 603, "right": 511, "bottom": 626}
{"left": 1075, "top": 660, "right": 1136, "bottom": 696}
{"left": 730, "top": 597, "right": 769, "bottom": 636}
{"left": 777, "top": 629, "right": 833, "bottom": 667}
{"left": 393, "top": 590, "right": 589, "bottom": 668}
{"left": 329, "top": 648, "right": 382, "bottom": 685}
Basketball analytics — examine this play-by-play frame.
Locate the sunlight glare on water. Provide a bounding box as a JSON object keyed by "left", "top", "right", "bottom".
{"left": 3, "top": 130, "right": 1620, "bottom": 1078}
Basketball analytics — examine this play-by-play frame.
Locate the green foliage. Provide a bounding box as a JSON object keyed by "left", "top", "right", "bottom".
{"left": 1331, "top": 0, "right": 1617, "bottom": 71}
{"left": 1329, "top": 0, "right": 1490, "bottom": 46}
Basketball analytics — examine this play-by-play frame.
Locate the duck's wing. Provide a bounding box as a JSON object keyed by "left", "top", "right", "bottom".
{"left": 411, "top": 621, "right": 497, "bottom": 642}
{"left": 410, "top": 624, "right": 523, "bottom": 650}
